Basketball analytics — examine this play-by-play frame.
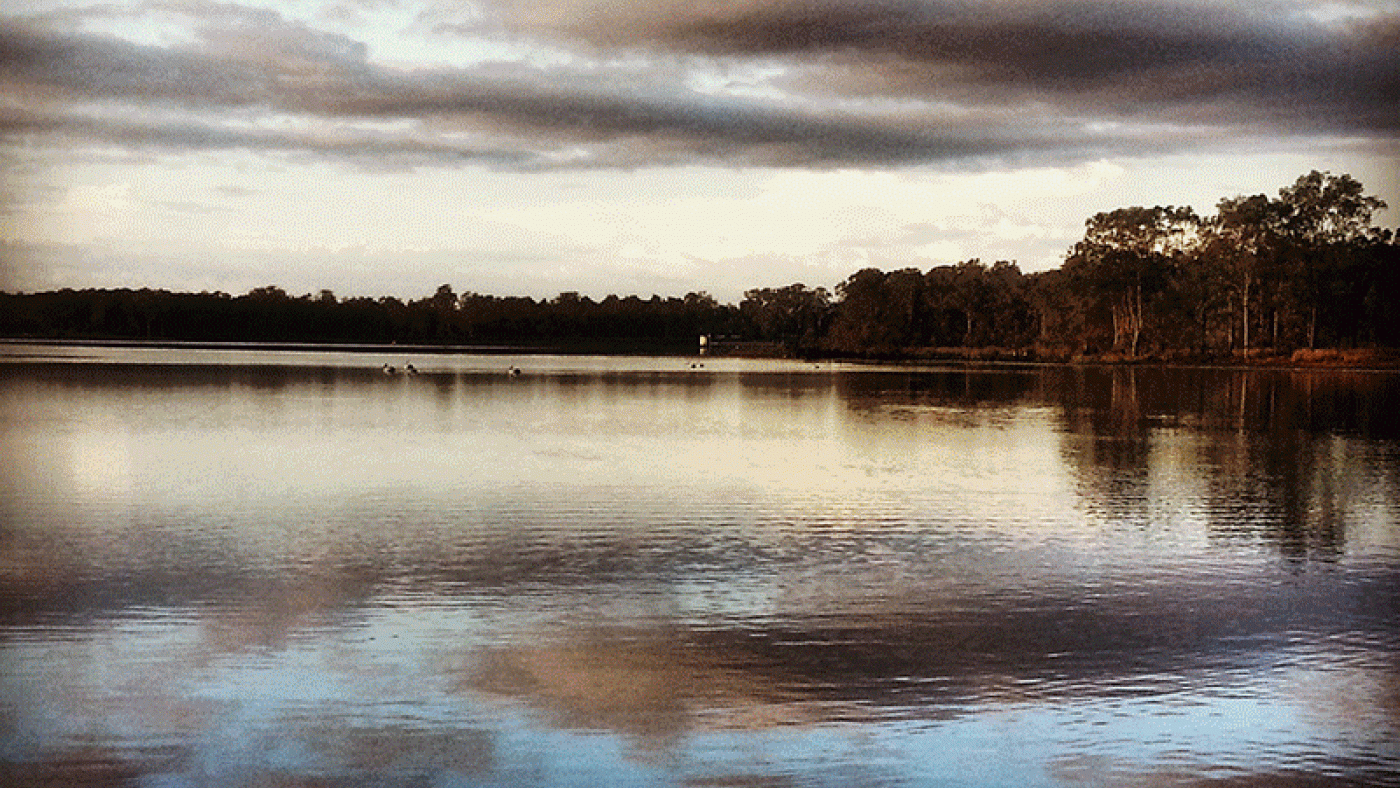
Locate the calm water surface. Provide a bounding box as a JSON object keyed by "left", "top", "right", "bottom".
{"left": 2, "top": 345, "right": 1398, "bottom": 787}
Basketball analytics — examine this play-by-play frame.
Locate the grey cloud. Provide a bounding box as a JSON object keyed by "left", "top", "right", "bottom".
{"left": 0, "top": 20, "right": 1115, "bottom": 168}
{"left": 1, "top": 0, "right": 1395, "bottom": 170}
{"left": 178, "top": 1, "right": 371, "bottom": 69}
{"left": 480, "top": 0, "right": 1400, "bottom": 135}
{"left": 0, "top": 24, "right": 270, "bottom": 106}
{"left": 0, "top": 81, "right": 1073, "bottom": 171}
{"left": 0, "top": 109, "right": 536, "bottom": 169}
{"left": 0, "top": 12, "right": 377, "bottom": 108}
{"left": 550, "top": 0, "right": 1271, "bottom": 74}
{"left": 329, "top": 73, "right": 1068, "bottom": 165}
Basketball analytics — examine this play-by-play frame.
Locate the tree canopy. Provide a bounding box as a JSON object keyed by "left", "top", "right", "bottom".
{"left": 3, "top": 170, "right": 1395, "bottom": 360}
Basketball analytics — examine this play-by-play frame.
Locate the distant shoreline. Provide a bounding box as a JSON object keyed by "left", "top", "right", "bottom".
{"left": 0, "top": 336, "right": 700, "bottom": 356}
{"left": 809, "top": 345, "right": 1400, "bottom": 371}
{"left": 4, "top": 336, "right": 1398, "bottom": 371}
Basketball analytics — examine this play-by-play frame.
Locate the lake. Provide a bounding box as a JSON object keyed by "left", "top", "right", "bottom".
{"left": 1, "top": 344, "right": 1397, "bottom": 787}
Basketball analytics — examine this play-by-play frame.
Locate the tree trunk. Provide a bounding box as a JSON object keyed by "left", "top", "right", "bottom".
{"left": 1130, "top": 283, "right": 1143, "bottom": 358}
{"left": 1242, "top": 275, "right": 1252, "bottom": 354}
{"left": 1227, "top": 293, "right": 1236, "bottom": 351}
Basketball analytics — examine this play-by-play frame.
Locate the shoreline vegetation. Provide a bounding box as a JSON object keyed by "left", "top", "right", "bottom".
{"left": 3, "top": 171, "right": 1397, "bottom": 369}
{"left": 4, "top": 337, "right": 1399, "bottom": 371}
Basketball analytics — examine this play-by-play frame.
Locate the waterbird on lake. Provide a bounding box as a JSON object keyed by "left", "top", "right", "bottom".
{"left": 382, "top": 363, "right": 397, "bottom": 375}
{"left": 507, "top": 366, "right": 522, "bottom": 377}
{"left": 405, "top": 362, "right": 418, "bottom": 375}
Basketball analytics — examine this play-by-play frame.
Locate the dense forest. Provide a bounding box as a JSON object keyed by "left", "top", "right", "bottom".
{"left": 3, "top": 171, "right": 1397, "bottom": 361}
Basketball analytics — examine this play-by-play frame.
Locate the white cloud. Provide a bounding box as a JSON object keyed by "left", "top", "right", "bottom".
{"left": 10, "top": 144, "right": 1394, "bottom": 301}
{"left": 61, "top": 181, "right": 134, "bottom": 214}
{"left": 3, "top": 1, "right": 1396, "bottom": 300}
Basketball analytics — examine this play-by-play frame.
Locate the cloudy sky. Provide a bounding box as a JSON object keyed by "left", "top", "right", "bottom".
{"left": 2, "top": 0, "right": 1397, "bottom": 302}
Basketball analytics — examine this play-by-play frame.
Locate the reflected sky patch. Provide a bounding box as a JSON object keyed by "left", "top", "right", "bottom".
{"left": 2, "top": 350, "right": 1398, "bottom": 786}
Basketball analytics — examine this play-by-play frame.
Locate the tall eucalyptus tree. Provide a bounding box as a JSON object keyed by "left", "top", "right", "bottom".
{"left": 1064, "top": 206, "right": 1200, "bottom": 357}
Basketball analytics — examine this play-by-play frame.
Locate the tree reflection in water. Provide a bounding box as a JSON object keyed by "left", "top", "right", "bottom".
{"left": 0, "top": 352, "right": 1397, "bottom": 786}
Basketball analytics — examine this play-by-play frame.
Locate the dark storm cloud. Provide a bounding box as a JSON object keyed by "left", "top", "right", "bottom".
{"left": 0, "top": 19, "right": 1106, "bottom": 168}
{"left": 488, "top": 0, "right": 1400, "bottom": 133}
{"left": 541, "top": 0, "right": 1269, "bottom": 78}
{"left": 328, "top": 71, "right": 1064, "bottom": 165}
{"left": 0, "top": 0, "right": 1396, "bottom": 168}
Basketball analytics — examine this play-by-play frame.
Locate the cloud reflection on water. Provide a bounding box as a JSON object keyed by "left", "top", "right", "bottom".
{"left": 1, "top": 354, "right": 1398, "bottom": 785}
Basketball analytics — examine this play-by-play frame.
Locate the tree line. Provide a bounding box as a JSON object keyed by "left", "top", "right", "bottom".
{"left": 2, "top": 171, "right": 1395, "bottom": 359}
{"left": 756, "top": 170, "right": 1398, "bottom": 359}
{"left": 0, "top": 285, "right": 744, "bottom": 352}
